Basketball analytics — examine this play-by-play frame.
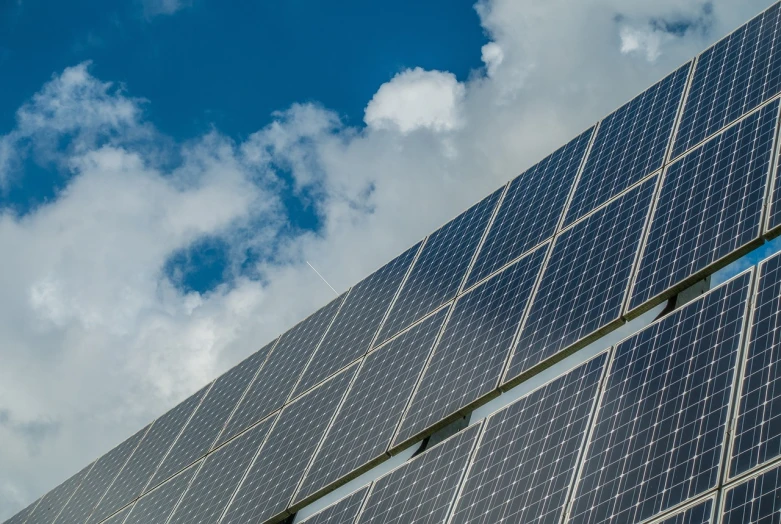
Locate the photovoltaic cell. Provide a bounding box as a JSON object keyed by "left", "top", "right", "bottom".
{"left": 122, "top": 464, "right": 197, "bottom": 524}
{"left": 651, "top": 498, "right": 714, "bottom": 524}
{"left": 292, "top": 243, "right": 421, "bottom": 398}
{"left": 567, "top": 272, "right": 751, "bottom": 524}
{"left": 216, "top": 294, "right": 344, "bottom": 447}
{"left": 629, "top": 101, "right": 778, "bottom": 313}
{"left": 295, "top": 308, "right": 449, "bottom": 505}
{"left": 168, "top": 416, "right": 275, "bottom": 524}
{"left": 355, "top": 424, "right": 481, "bottom": 524}
{"left": 394, "top": 244, "right": 547, "bottom": 447}
{"left": 563, "top": 64, "right": 689, "bottom": 225}
{"left": 222, "top": 366, "right": 357, "bottom": 524}
{"left": 88, "top": 386, "right": 208, "bottom": 524}
{"left": 505, "top": 176, "right": 656, "bottom": 386}
{"left": 721, "top": 462, "right": 781, "bottom": 524}
{"left": 148, "top": 341, "right": 275, "bottom": 490}
{"left": 731, "top": 251, "right": 781, "bottom": 478}
{"left": 673, "top": 3, "right": 781, "bottom": 158}
{"left": 375, "top": 189, "right": 503, "bottom": 346}
{"left": 298, "top": 487, "right": 369, "bottom": 524}
{"left": 465, "top": 128, "right": 593, "bottom": 289}
{"left": 53, "top": 425, "right": 149, "bottom": 524}
{"left": 25, "top": 462, "right": 92, "bottom": 524}
{"left": 449, "top": 353, "right": 607, "bottom": 524}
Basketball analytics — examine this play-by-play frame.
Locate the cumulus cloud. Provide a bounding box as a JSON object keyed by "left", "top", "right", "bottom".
{"left": 0, "top": 0, "right": 777, "bottom": 520}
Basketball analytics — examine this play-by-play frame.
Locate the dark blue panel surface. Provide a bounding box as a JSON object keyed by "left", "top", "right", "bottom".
{"left": 630, "top": 101, "right": 777, "bottom": 312}
{"left": 567, "top": 272, "right": 751, "bottom": 524}
{"left": 394, "top": 244, "right": 547, "bottom": 447}
{"left": 466, "top": 128, "right": 593, "bottom": 288}
{"left": 168, "top": 416, "right": 275, "bottom": 524}
{"left": 450, "top": 353, "right": 606, "bottom": 524}
{"left": 564, "top": 64, "right": 689, "bottom": 225}
{"left": 295, "top": 308, "right": 448, "bottom": 505}
{"left": 731, "top": 251, "right": 781, "bottom": 477}
{"left": 654, "top": 498, "right": 714, "bottom": 524}
{"left": 673, "top": 4, "right": 781, "bottom": 157}
{"left": 356, "top": 424, "right": 481, "bottom": 524}
{"left": 24, "top": 462, "right": 92, "bottom": 524}
{"left": 299, "top": 487, "right": 369, "bottom": 524}
{"left": 292, "top": 243, "right": 421, "bottom": 398}
{"left": 505, "top": 176, "right": 655, "bottom": 385}
{"left": 123, "top": 465, "right": 197, "bottom": 524}
{"left": 222, "top": 366, "right": 356, "bottom": 524}
{"left": 216, "top": 294, "right": 344, "bottom": 447}
{"left": 375, "top": 189, "right": 502, "bottom": 346}
{"left": 721, "top": 463, "right": 781, "bottom": 524}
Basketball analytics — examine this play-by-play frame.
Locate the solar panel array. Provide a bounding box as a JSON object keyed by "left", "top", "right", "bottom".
{"left": 16, "top": 4, "right": 781, "bottom": 524}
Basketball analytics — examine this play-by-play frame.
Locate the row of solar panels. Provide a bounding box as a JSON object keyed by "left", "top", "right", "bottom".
{"left": 12, "top": 251, "right": 781, "bottom": 524}
{"left": 10, "top": 2, "right": 781, "bottom": 523}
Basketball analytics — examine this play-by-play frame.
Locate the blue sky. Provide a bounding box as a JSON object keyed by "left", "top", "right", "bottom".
{"left": 0, "top": 0, "right": 778, "bottom": 520}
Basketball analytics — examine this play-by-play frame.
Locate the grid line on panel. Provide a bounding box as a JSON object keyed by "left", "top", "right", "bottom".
{"left": 221, "top": 366, "right": 358, "bottom": 524}
{"left": 465, "top": 127, "right": 595, "bottom": 290}
{"left": 291, "top": 243, "right": 422, "bottom": 400}
{"left": 628, "top": 101, "right": 778, "bottom": 315}
{"left": 503, "top": 175, "right": 657, "bottom": 388}
{"left": 720, "top": 460, "right": 781, "bottom": 524}
{"left": 294, "top": 307, "right": 450, "bottom": 506}
{"left": 298, "top": 487, "right": 370, "bottom": 524}
{"left": 375, "top": 189, "right": 503, "bottom": 347}
{"left": 563, "top": 63, "right": 690, "bottom": 225}
{"left": 355, "top": 424, "right": 482, "bottom": 524}
{"left": 54, "top": 425, "right": 150, "bottom": 524}
{"left": 121, "top": 465, "right": 197, "bottom": 524}
{"left": 566, "top": 272, "right": 752, "bottom": 524}
{"left": 24, "top": 462, "right": 94, "bottom": 524}
{"left": 215, "top": 293, "right": 345, "bottom": 448}
{"left": 447, "top": 352, "right": 608, "bottom": 524}
{"left": 673, "top": 3, "right": 781, "bottom": 158}
{"left": 648, "top": 496, "right": 715, "bottom": 524}
{"left": 393, "top": 244, "right": 548, "bottom": 449}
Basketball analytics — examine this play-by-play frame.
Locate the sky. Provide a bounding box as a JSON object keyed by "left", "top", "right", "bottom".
{"left": 0, "top": 0, "right": 777, "bottom": 519}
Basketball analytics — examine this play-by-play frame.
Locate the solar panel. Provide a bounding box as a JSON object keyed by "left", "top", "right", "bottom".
{"left": 291, "top": 243, "right": 422, "bottom": 399}
{"left": 628, "top": 101, "right": 778, "bottom": 314}
{"left": 221, "top": 365, "right": 357, "bottom": 524}
{"left": 122, "top": 463, "right": 198, "bottom": 524}
{"left": 88, "top": 386, "right": 208, "bottom": 524}
{"left": 216, "top": 294, "right": 344, "bottom": 447}
{"left": 449, "top": 352, "right": 607, "bottom": 524}
{"left": 53, "top": 425, "right": 150, "bottom": 524}
{"left": 168, "top": 415, "right": 275, "bottom": 524}
{"left": 730, "top": 251, "right": 781, "bottom": 479}
{"left": 25, "top": 463, "right": 93, "bottom": 524}
{"left": 504, "top": 176, "right": 656, "bottom": 388}
{"left": 721, "top": 462, "right": 781, "bottom": 524}
{"left": 465, "top": 127, "right": 594, "bottom": 289}
{"left": 563, "top": 64, "right": 690, "bottom": 225}
{"left": 148, "top": 340, "right": 276, "bottom": 490}
{"left": 374, "top": 189, "right": 503, "bottom": 346}
{"left": 355, "top": 423, "right": 481, "bottom": 524}
{"left": 566, "top": 271, "right": 751, "bottom": 524}
{"left": 294, "top": 307, "right": 449, "bottom": 505}
{"left": 393, "top": 243, "right": 547, "bottom": 448}
{"left": 298, "top": 487, "right": 370, "bottom": 524}
{"left": 672, "top": 3, "right": 781, "bottom": 158}
{"left": 651, "top": 497, "right": 714, "bottom": 524}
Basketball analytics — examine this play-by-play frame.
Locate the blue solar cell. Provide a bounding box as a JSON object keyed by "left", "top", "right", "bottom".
{"left": 504, "top": 176, "right": 656, "bottom": 387}
{"left": 292, "top": 243, "right": 421, "bottom": 399}
{"left": 375, "top": 189, "right": 503, "bottom": 346}
{"left": 394, "top": 243, "right": 547, "bottom": 448}
{"left": 449, "top": 353, "right": 607, "bottom": 524}
{"left": 652, "top": 497, "right": 714, "bottom": 524}
{"left": 730, "top": 251, "right": 781, "bottom": 478}
{"left": 563, "top": 64, "right": 689, "bottom": 225}
{"left": 567, "top": 272, "right": 751, "bottom": 524}
{"left": 673, "top": 3, "right": 781, "bottom": 158}
{"left": 629, "top": 101, "right": 777, "bottom": 313}
{"left": 299, "top": 487, "right": 369, "bottom": 524}
{"left": 466, "top": 128, "right": 594, "bottom": 289}
{"left": 721, "top": 462, "right": 781, "bottom": 524}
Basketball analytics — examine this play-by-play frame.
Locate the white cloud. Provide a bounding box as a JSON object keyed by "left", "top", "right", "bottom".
{"left": 1, "top": 0, "right": 778, "bottom": 520}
